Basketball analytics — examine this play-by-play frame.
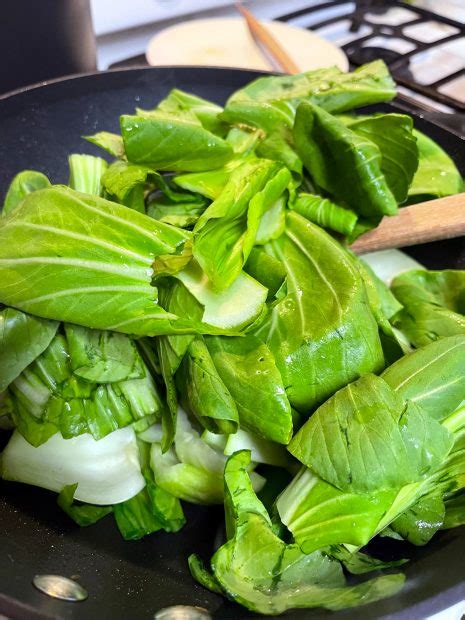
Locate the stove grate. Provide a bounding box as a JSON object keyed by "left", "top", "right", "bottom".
{"left": 277, "top": 0, "right": 465, "bottom": 111}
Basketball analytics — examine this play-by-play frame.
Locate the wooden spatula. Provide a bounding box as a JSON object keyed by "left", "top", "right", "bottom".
{"left": 350, "top": 193, "right": 465, "bottom": 254}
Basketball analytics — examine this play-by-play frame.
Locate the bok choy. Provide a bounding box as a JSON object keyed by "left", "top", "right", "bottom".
{"left": 0, "top": 60, "right": 464, "bottom": 617}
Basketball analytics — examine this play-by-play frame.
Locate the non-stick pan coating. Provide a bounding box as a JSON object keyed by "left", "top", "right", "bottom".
{"left": 0, "top": 67, "right": 464, "bottom": 620}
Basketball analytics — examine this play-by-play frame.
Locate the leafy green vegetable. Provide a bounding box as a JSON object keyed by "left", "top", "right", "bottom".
{"left": 391, "top": 270, "right": 465, "bottom": 348}
{"left": 201, "top": 451, "right": 404, "bottom": 615}
{"left": 177, "top": 337, "right": 239, "bottom": 435}
{"left": 121, "top": 113, "right": 233, "bottom": 172}
{"left": 290, "top": 192, "right": 357, "bottom": 236}
{"left": 156, "top": 88, "right": 226, "bottom": 135}
{"left": 359, "top": 259, "right": 403, "bottom": 321}
{"left": 113, "top": 487, "right": 163, "bottom": 540}
{"left": 151, "top": 442, "right": 224, "bottom": 504}
{"left": 442, "top": 492, "right": 465, "bottom": 529}
{"left": 68, "top": 154, "right": 108, "bottom": 196}
{"left": 172, "top": 126, "right": 263, "bottom": 199}
{"left": 147, "top": 197, "right": 206, "bottom": 228}
{"left": 277, "top": 466, "right": 399, "bottom": 553}
{"left": 188, "top": 555, "right": 223, "bottom": 594}
{"left": 347, "top": 114, "right": 418, "bottom": 204}
{"left": 111, "top": 436, "right": 185, "bottom": 539}
{"left": 255, "top": 196, "right": 286, "bottom": 245}
{"left": 390, "top": 491, "right": 445, "bottom": 545}
{"left": 150, "top": 409, "right": 265, "bottom": 504}
{"left": 0, "top": 307, "right": 58, "bottom": 391}
{"left": 223, "top": 428, "right": 291, "bottom": 467}
{"left": 193, "top": 158, "right": 291, "bottom": 290}
{"left": 3, "top": 170, "right": 51, "bottom": 215}
{"left": 58, "top": 483, "right": 113, "bottom": 526}
{"left": 175, "top": 260, "right": 267, "bottom": 331}
{"left": 101, "top": 160, "right": 202, "bottom": 212}
{"left": 9, "top": 329, "right": 164, "bottom": 445}
{"left": 220, "top": 100, "right": 302, "bottom": 175}
{"left": 0, "top": 186, "right": 215, "bottom": 336}
{"left": 243, "top": 246, "right": 286, "bottom": 299}
{"left": 64, "top": 324, "right": 143, "bottom": 383}
{"left": 155, "top": 281, "right": 202, "bottom": 450}
{"left": 382, "top": 335, "right": 465, "bottom": 421}
{"left": 84, "top": 131, "right": 125, "bottom": 158}
{"left": 0, "top": 391, "right": 13, "bottom": 427}
{"left": 205, "top": 335, "right": 293, "bottom": 444}
{"left": 279, "top": 338, "right": 465, "bottom": 555}
{"left": 255, "top": 211, "right": 384, "bottom": 411}
{"left": 288, "top": 373, "right": 452, "bottom": 494}
{"left": 173, "top": 165, "right": 233, "bottom": 201}
{"left": 2, "top": 61, "right": 464, "bottom": 617}
{"left": 328, "top": 546, "right": 408, "bottom": 575}
{"left": 356, "top": 258, "right": 409, "bottom": 364}
{"left": 228, "top": 60, "right": 396, "bottom": 113}
{"left": 294, "top": 102, "right": 398, "bottom": 220}
{"left": 409, "top": 129, "right": 462, "bottom": 199}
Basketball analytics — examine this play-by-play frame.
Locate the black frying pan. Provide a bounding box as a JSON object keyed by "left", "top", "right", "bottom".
{"left": 0, "top": 67, "right": 464, "bottom": 620}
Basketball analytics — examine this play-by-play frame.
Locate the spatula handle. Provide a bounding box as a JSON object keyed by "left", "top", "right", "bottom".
{"left": 235, "top": 3, "right": 300, "bottom": 74}
{"left": 350, "top": 193, "right": 465, "bottom": 255}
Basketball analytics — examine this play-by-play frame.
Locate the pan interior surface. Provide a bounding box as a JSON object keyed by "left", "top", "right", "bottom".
{"left": 0, "top": 66, "right": 464, "bottom": 620}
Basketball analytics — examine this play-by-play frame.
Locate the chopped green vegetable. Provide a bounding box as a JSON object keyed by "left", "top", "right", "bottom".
{"left": 1, "top": 427, "right": 145, "bottom": 504}
{"left": 68, "top": 154, "right": 108, "bottom": 196}
{"left": 3, "top": 170, "right": 51, "bottom": 215}
{"left": 1, "top": 61, "right": 464, "bottom": 618}
{"left": 391, "top": 270, "right": 465, "bottom": 348}
{"left": 205, "top": 334, "right": 293, "bottom": 444}
{"left": 58, "top": 483, "right": 113, "bottom": 526}
{"left": 0, "top": 307, "right": 58, "bottom": 391}
{"left": 84, "top": 131, "right": 125, "bottom": 158}
{"left": 294, "top": 102, "right": 398, "bottom": 220}
{"left": 228, "top": 60, "right": 396, "bottom": 112}
{"left": 290, "top": 192, "right": 357, "bottom": 236}
{"left": 255, "top": 212, "right": 384, "bottom": 411}
{"left": 193, "top": 157, "right": 291, "bottom": 290}
{"left": 177, "top": 337, "right": 239, "bottom": 435}
{"left": 202, "top": 451, "right": 404, "bottom": 615}
{"left": 347, "top": 113, "right": 418, "bottom": 204}
{"left": 121, "top": 113, "right": 233, "bottom": 172}
{"left": 409, "top": 129, "right": 462, "bottom": 198}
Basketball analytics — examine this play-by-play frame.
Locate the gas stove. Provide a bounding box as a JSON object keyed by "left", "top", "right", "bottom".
{"left": 278, "top": 1, "right": 465, "bottom": 112}
{"left": 109, "top": 0, "right": 465, "bottom": 136}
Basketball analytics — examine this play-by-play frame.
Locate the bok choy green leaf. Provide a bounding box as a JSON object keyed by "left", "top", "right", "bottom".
{"left": 194, "top": 451, "right": 404, "bottom": 615}
{"left": 0, "top": 307, "right": 58, "bottom": 391}
{"left": 3, "top": 170, "right": 51, "bottom": 215}
{"left": 121, "top": 113, "right": 233, "bottom": 172}
{"left": 293, "top": 102, "right": 398, "bottom": 220}
{"left": 391, "top": 270, "right": 465, "bottom": 348}
{"left": 0, "top": 186, "right": 215, "bottom": 336}
{"left": 228, "top": 60, "right": 396, "bottom": 113}
{"left": 255, "top": 211, "right": 384, "bottom": 411}
{"left": 193, "top": 158, "right": 291, "bottom": 290}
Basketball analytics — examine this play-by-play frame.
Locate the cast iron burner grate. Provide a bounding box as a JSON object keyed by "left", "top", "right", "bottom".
{"left": 277, "top": 0, "right": 465, "bottom": 111}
